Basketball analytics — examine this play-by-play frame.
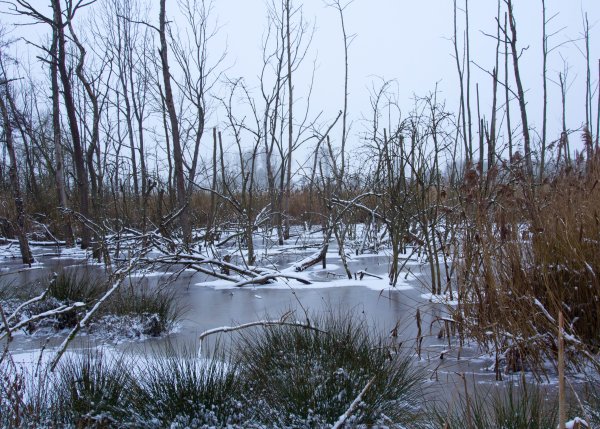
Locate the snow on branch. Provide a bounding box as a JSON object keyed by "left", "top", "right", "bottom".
{"left": 232, "top": 271, "right": 311, "bottom": 287}
{"left": 0, "top": 302, "right": 86, "bottom": 342}
{"left": 198, "top": 312, "right": 325, "bottom": 350}
{"left": 331, "top": 375, "right": 377, "bottom": 429}
{"left": 49, "top": 248, "right": 148, "bottom": 371}
{"left": 4, "top": 273, "right": 56, "bottom": 325}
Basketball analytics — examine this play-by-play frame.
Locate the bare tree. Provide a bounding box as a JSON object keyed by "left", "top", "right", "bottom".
{"left": 504, "top": 12, "right": 513, "bottom": 162}
{"left": 453, "top": 0, "right": 470, "bottom": 163}
{"left": 505, "top": 0, "right": 533, "bottom": 177}
{"left": 6, "top": 0, "right": 96, "bottom": 247}
{"left": 158, "top": 0, "right": 191, "bottom": 246}
{"left": 540, "top": 0, "right": 548, "bottom": 180}
{"left": 48, "top": 26, "right": 74, "bottom": 246}
{"left": 582, "top": 13, "right": 595, "bottom": 160}
{"left": 256, "top": 0, "right": 313, "bottom": 245}
{"left": 170, "top": 0, "right": 224, "bottom": 202}
{"left": 487, "top": 0, "right": 501, "bottom": 171}
{"left": 0, "top": 45, "right": 34, "bottom": 264}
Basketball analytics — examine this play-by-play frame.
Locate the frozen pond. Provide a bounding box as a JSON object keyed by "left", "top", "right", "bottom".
{"left": 1, "top": 250, "right": 437, "bottom": 351}
{"left": 0, "top": 247, "right": 569, "bottom": 404}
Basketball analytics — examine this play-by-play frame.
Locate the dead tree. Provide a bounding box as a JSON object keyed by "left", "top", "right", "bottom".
{"left": 53, "top": 0, "right": 93, "bottom": 247}
{"left": 453, "top": 0, "right": 470, "bottom": 162}
{"left": 540, "top": 0, "right": 548, "bottom": 180}
{"left": 158, "top": 0, "right": 191, "bottom": 246}
{"left": 8, "top": 0, "right": 94, "bottom": 248}
{"left": 50, "top": 29, "right": 74, "bottom": 245}
{"left": 258, "top": 0, "right": 313, "bottom": 245}
{"left": 169, "top": 0, "right": 224, "bottom": 204}
{"left": 0, "top": 58, "right": 34, "bottom": 264}
{"left": 506, "top": 0, "right": 533, "bottom": 177}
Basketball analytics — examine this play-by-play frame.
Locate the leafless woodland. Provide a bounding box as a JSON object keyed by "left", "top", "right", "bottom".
{"left": 0, "top": 0, "right": 600, "bottom": 394}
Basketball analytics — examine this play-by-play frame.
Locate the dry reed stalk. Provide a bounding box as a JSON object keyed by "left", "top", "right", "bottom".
{"left": 558, "top": 311, "right": 566, "bottom": 429}
{"left": 454, "top": 152, "right": 600, "bottom": 373}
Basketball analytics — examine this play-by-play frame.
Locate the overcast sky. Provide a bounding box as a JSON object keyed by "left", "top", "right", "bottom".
{"left": 3, "top": 0, "right": 600, "bottom": 166}
{"left": 205, "top": 0, "right": 599, "bottom": 156}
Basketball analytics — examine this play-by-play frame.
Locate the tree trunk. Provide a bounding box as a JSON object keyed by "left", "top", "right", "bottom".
{"left": 507, "top": 0, "right": 533, "bottom": 177}
{"left": 284, "top": 0, "right": 293, "bottom": 240}
{"left": 0, "top": 87, "right": 34, "bottom": 264}
{"left": 52, "top": 0, "right": 91, "bottom": 249}
{"left": 158, "top": 0, "right": 191, "bottom": 246}
{"left": 50, "top": 29, "right": 74, "bottom": 246}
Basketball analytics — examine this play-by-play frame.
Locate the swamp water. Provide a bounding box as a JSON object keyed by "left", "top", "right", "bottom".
{"left": 0, "top": 247, "right": 567, "bottom": 406}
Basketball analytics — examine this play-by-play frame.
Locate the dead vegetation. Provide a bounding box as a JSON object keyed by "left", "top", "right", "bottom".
{"left": 454, "top": 144, "right": 600, "bottom": 375}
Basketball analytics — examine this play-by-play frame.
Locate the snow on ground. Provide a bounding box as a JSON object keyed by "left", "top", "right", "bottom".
{"left": 128, "top": 269, "right": 175, "bottom": 278}
{"left": 196, "top": 275, "right": 414, "bottom": 292}
{"left": 420, "top": 292, "right": 459, "bottom": 306}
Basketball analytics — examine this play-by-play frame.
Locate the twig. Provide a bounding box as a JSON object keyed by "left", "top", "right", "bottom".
{"left": 355, "top": 270, "right": 383, "bottom": 280}
{"left": 49, "top": 250, "right": 146, "bottom": 371}
{"left": 198, "top": 312, "right": 325, "bottom": 355}
{"left": 233, "top": 272, "right": 311, "bottom": 287}
{"left": 5, "top": 273, "right": 56, "bottom": 324}
{"left": 199, "top": 319, "right": 323, "bottom": 342}
{"left": 331, "top": 375, "right": 377, "bottom": 429}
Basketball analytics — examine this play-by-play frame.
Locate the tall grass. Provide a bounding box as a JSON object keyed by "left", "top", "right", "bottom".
{"left": 107, "top": 285, "right": 181, "bottom": 337}
{"left": 53, "top": 349, "right": 133, "bottom": 427}
{"left": 455, "top": 151, "right": 600, "bottom": 372}
{"left": 1, "top": 346, "right": 244, "bottom": 428}
{"left": 0, "top": 360, "right": 52, "bottom": 428}
{"left": 430, "top": 380, "right": 560, "bottom": 429}
{"left": 131, "top": 343, "right": 244, "bottom": 428}
{"left": 48, "top": 271, "right": 106, "bottom": 304}
{"left": 236, "top": 310, "right": 426, "bottom": 427}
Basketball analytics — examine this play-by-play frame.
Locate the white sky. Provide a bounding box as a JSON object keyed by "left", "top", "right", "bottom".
{"left": 3, "top": 0, "right": 600, "bottom": 170}
{"left": 208, "top": 0, "right": 599, "bottom": 157}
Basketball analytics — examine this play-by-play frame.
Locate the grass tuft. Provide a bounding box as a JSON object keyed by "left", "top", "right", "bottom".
{"left": 53, "top": 349, "right": 133, "bottom": 427}
{"left": 130, "top": 343, "right": 244, "bottom": 428}
{"left": 430, "top": 380, "right": 559, "bottom": 429}
{"left": 236, "top": 310, "right": 426, "bottom": 427}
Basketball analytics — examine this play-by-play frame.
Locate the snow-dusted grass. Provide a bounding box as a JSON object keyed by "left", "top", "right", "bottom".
{"left": 429, "top": 380, "right": 560, "bottom": 429}
{"left": 132, "top": 343, "right": 244, "bottom": 428}
{"left": 2, "top": 309, "right": 598, "bottom": 428}
{"left": 1, "top": 270, "right": 182, "bottom": 341}
{"left": 0, "top": 345, "right": 243, "bottom": 428}
{"left": 0, "top": 312, "right": 427, "bottom": 428}
{"left": 235, "top": 310, "right": 426, "bottom": 427}
{"left": 52, "top": 349, "right": 133, "bottom": 426}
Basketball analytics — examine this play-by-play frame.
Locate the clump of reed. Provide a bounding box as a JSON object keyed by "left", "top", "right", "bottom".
{"left": 454, "top": 147, "right": 600, "bottom": 374}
